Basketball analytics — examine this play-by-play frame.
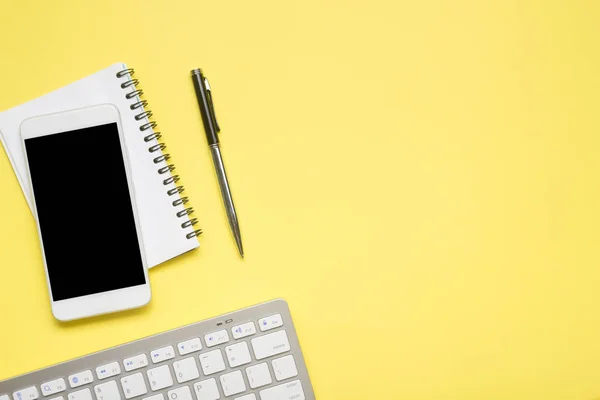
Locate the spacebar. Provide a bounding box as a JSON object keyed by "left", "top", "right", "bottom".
{"left": 259, "top": 380, "right": 305, "bottom": 400}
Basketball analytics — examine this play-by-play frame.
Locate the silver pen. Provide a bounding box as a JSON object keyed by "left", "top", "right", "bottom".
{"left": 191, "top": 68, "right": 243, "bottom": 258}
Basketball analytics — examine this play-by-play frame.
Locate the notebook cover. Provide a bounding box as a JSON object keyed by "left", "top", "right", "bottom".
{"left": 0, "top": 63, "right": 199, "bottom": 268}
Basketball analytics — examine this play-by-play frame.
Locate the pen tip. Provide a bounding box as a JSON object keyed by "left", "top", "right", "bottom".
{"left": 235, "top": 237, "right": 244, "bottom": 259}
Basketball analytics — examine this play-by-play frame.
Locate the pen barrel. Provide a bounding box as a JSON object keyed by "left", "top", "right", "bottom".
{"left": 191, "top": 69, "right": 219, "bottom": 146}
{"left": 210, "top": 144, "right": 243, "bottom": 255}
{"left": 210, "top": 145, "right": 237, "bottom": 221}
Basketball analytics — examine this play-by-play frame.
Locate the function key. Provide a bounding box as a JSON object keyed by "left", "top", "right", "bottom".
{"left": 40, "top": 379, "right": 66, "bottom": 397}
{"left": 150, "top": 345, "right": 175, "bottom": 364}
{"left": 258, "top": 314, "right": 283, "bottom": 332}
{"left": 177, "top": 338, "right": 202, "bottom": 355}
{"left": 68, "top": 370, "right": 94, "bottom": 388}
{"left": 231, "top": 322, "right": 256, "bottom": 339}
{"left": 204, "top": 330, "right": 229, "bottom": 347}
{"left": 12, "top": 387, "right": 38, "bottom": 400}
{"left": 124, "top": 354, "right": 149, "bottom": 372}
{"left": 96, "top": 362, "right": 121, "bottom": 380}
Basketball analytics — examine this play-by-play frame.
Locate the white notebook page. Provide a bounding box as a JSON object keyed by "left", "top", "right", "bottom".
{"left": 0, "top": 62, "right": 199, "bottom": 268}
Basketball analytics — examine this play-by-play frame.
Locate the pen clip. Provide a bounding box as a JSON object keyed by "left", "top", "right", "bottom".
{"left": 204, "top": 77, "right": 220, "bottom": 133}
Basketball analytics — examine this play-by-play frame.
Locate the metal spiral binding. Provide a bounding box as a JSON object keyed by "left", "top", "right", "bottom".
{"left": 116, "top": 67, "right": 202, "bottom": 239}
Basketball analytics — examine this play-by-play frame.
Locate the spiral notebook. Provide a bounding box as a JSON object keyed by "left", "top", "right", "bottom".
{"left": 0, "top": 62, "right": 200, "bottom": 268}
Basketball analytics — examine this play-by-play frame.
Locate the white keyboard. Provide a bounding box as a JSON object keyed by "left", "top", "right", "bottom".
{"left": 0, "top": 300, "right": 315, "bottom": 400}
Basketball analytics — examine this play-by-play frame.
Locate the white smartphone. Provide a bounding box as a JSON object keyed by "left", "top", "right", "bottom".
{"left": 21, "top": 104, "right": 151, "bottom": 321}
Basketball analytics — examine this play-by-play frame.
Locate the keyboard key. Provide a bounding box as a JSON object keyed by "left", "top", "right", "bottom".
{"left": 69, "top": 371, "right": 94, "bottom": 388}
{"left": 2, "top": 395, "right": 10, "bottom": 400}
{"left": 147, "top": 365, "right": 173, "bottom": 391}
{"left": 204, "top": 330, "right": 229, "bottom": 347}
{"left": 234, "top": 395, "right": 255, "bottom": 400}
{"left": 199, "top": 349, "right": 226, "bottom": 376}
{"left": 94, "top": 381, "right": 121, "bottom": 400}
{"left": 141, "top": 395, "right": 163, "bottom": 400}
{"left": 258, "top": 314, "right": 283, "bottom": 332}
{"left": 166, "top": 387, "right": 193, "bottom": 400}
{"left": 48, "top": 397, "right": 63, "bottom": 400}
{"left": 124, "top": 354, "right": 149, "bottom": 372}
{"left": 13, "top": 387, "right": 39, "bottom": 400}
{"left": 231, "top": 322, "right": 256, "bottom": 339}
{"left": 41, "top": 379, "right": 66, "bottom": 396}
{"left": 67, "top": 389, "right": 92, "bottom": 400}
{"left": 177, "top": 338, "right": 202, "bottom": 356}
{"left": 259, "top": 380, "right": 305, "bottom": 400}
{"left": 150, "top": 346, "right": 175, "bottom": 364}
{"left": 251, "top": 330, "right": 291, "bottom": 360}
{"left": 246, "top": 363, "right": 272, "bottom": 389}
{"left": 272, "top": 355, "right": 298, "bottom": 381}
{"left": 225, "top": 342, "right": 252, "bottom": 368}
{"left": 219, "top": 371, "right": 246, "bottom": 397}
{"left": 96, "top": 362, "right": 121, "bottom": 380}
{"left": 121, "top": 373, "right": 147, "bottom": 399}
{"left": 173, "top": 357, "right": 200, "bottom": 383}
{"left": 192, "top": 379, "right": 219, "bottom": 400}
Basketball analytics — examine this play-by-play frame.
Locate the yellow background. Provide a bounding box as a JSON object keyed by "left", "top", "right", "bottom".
{"left": 1, "top": 0, "right": 599, "bottom": 398}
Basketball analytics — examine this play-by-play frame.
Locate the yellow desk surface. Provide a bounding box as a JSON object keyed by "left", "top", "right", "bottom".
{"left": 1, "top": 1, "right": 599, "bottom": 398}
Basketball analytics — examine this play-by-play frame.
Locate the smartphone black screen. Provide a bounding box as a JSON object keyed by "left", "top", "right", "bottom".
{"left": 24, "top": 122, "right": 146, "bottom": 301}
